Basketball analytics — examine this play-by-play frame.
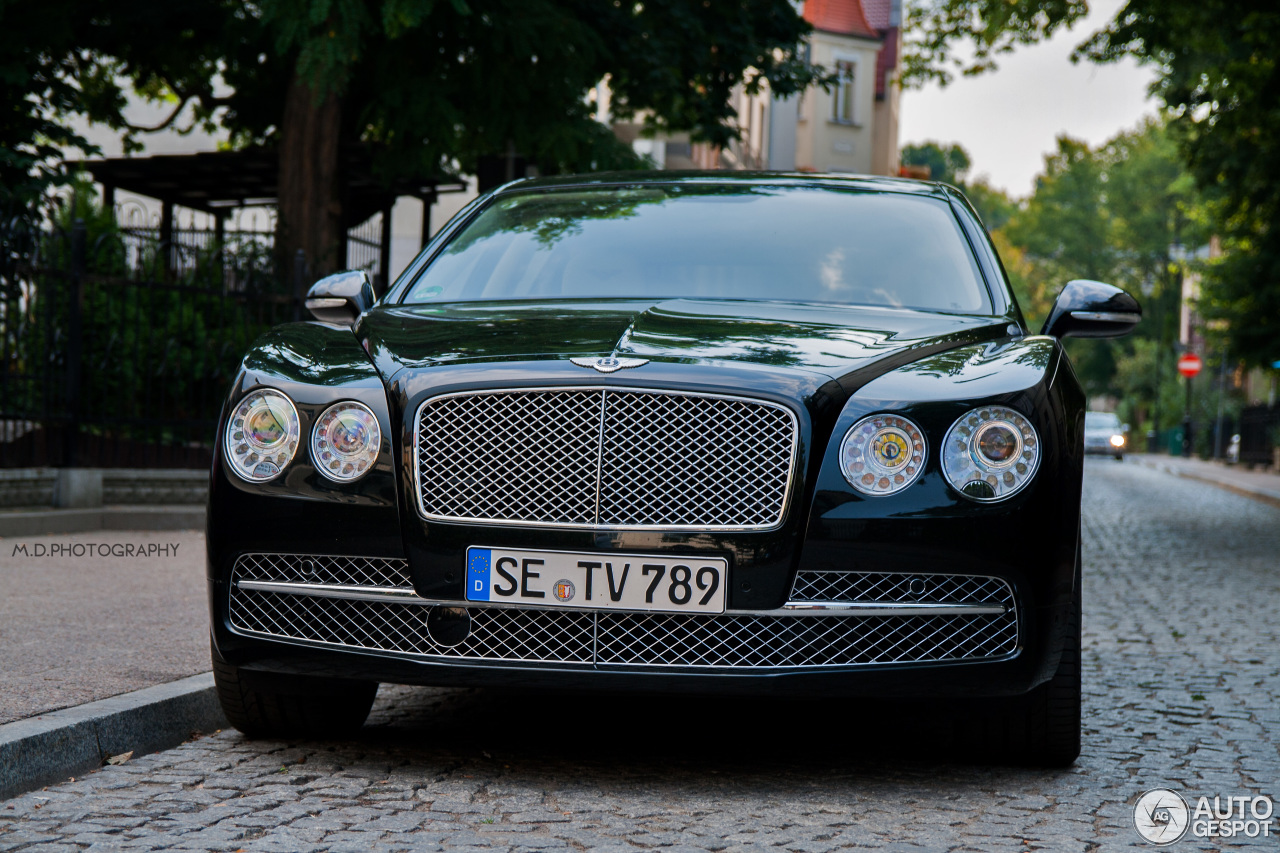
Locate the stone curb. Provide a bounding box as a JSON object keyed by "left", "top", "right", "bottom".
{"left": 1128, "top": 456, "right": 1280, "bottom": 509}
{"left": 0, "top": 505, "right": 205, "bottom": 538}
{"left": 0, "top": 673, "right": 226, "bottom": 802}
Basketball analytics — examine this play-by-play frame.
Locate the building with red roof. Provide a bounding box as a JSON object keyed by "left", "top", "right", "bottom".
{"left": 671, "top": 0, "right": 901, "bottom": 175}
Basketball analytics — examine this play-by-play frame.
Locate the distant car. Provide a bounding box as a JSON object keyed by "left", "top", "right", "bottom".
{"left": 208, "top": 172, "right": 1142, "bottom": 766}
{"left": 1084, "top": 411, "right": 1128, "bottom": 459}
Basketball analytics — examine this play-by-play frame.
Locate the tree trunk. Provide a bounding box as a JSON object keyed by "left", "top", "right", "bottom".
{"left": 277, "top": 75, "right": 343, "bottom": 284}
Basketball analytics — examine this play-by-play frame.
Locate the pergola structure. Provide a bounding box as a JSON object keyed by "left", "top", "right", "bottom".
{"left": 84, "top": 147, "right": 466, "bottom": 284}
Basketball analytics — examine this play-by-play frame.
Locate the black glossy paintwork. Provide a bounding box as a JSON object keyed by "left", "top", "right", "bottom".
{"left": 358, "top": 298, "right": 1014, "bottom": 379}
{"left": 206, "top": 322, "right": 405, "bottom": 569}
{"left": 1041, "top": 279, "right": 1142, "bottom": 338}
{"left": 208, "top": 172, "right": 1109, "bottom": 699}
{"left": 795, "top": 337, "right": 1084, "bottom": 687}
{"left": 305, "top": 269, "right": 375, "bottom": 325}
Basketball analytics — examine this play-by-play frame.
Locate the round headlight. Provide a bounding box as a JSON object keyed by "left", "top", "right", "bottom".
{"left": 839, "top": 414, "right": 927, "bottom": 496}
{"left": 311, "top": 401, "right": 381, "bottom": 482}
{"left": 942, "top": 405, "right": 1040, "bottom": 501}
{"left": 225, "top": 389, "right": 300, "bottom": 482}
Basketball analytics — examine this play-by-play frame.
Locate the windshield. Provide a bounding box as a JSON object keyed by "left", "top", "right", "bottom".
{"left": 1085, "top": 412, "right": 1121, "bottom": 430}
{"left": 403, "top": 185, "right": 992, "bottom": 313}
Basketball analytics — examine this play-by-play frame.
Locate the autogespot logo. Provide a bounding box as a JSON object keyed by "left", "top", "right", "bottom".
{"left": 1134, "top": 789, "right": 1189, "bottom": 845}
{"left": 1134, "top": 788, "right": 1276, "bottom": 844}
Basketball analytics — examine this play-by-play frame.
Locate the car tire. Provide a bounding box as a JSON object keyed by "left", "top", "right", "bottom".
{"left": 211, "top": 646, "right": 377, "bottom": 739}
{"left": 958, "top": 553, "right": 1081, "bottom": 766}
{"left": 1018, "top": 574, "right": 1082, "bottom": 767}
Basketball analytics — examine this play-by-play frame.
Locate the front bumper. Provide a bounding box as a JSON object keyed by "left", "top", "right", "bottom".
{"left": 208, "top": 552, "right": 1065, "bottom": 699}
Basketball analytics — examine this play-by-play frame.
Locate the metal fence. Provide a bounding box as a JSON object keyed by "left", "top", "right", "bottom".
{"left": 0, "top": 217, "right": 297, "bottom": 468}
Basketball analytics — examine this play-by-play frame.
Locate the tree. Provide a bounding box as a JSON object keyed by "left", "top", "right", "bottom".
{"left": 0, "top": 1, "right": 235, "bottom": 213}
{"left": 998, "top": 121, "right": 1208, "bottom": 423}
{"left": 3, "top": 0, "right": 826, "bottom": 278}
{"left": 1080, "top": 2, "right": 1280, "bottom": 368}
{"left": 900, "top": 141, "right": 970, "bottom": 185}
{"left": 900, "top": 0, "right": 1087, "bottom": 87}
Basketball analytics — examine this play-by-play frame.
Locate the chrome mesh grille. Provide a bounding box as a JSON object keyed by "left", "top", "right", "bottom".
{"left": 415, "top": 388, "right": 797, "bottom": 529}
{"left": 228, "top": 558, "right": 1016, "bottom": 668}
{"left": 598, "top": 391, "right": 796, "bottom": 527}
{"left": 229, "top": 561, "right": 594, "bottom": 663}
{"left": 594, "top": 610, "right": 1017, "bottom": 667}
{"left": 417, "top": 389, "right": 600, "bottom": 525}
{"left": 789, "top": 570, "right": 1013, "bottom": 607}
{"left": 234, "top": 553, "right": 413, "bottom": 589}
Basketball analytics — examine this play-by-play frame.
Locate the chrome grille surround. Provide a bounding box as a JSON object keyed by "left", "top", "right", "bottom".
{"left": 228, "top": 556, "right": 1018, "bottom": 669}
{"left": 414, "top": 387, "right": 798, "bottom": 530}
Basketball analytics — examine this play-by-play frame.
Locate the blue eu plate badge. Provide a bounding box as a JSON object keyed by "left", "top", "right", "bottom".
{"left": 467, "top": 549, "right": 491, "bottom": 601}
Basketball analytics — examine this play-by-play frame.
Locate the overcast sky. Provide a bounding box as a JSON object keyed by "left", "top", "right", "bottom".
{"left": 898, "top": 0, "right": 1159, "bottom": 198}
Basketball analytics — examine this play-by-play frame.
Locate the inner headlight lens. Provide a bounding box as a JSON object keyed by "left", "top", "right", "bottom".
{"left": 839, "top": 414, "right": 927, "bottom": 496}
{"left": 311, "top": 401, "right": 381, "bottom": 482}
{"left": 942, "top": 405, "right": 1040, "bottom": 502}
{"left": 225, "top": 389, "right": 300, "bottom": 482}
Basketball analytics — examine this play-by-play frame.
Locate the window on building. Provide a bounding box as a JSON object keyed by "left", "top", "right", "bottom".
{"left": 832, "top": 59, "right": 856, "bottom": 124}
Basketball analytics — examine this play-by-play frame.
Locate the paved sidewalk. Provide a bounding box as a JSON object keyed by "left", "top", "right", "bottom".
{"left": 0, "top": 529, "right": 209, "bottom": 725}
{"left": 1127, "top": 452, "right": 1280, "bottom": 506}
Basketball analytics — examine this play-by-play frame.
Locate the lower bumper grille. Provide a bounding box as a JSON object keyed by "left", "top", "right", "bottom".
{"left": 228, "top": 555, "right": 1019, "bottom": 669}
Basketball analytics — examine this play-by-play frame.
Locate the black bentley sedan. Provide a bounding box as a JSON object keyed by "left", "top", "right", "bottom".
{"left": 208, "top": 173, "right": 1139, "bottom": 765}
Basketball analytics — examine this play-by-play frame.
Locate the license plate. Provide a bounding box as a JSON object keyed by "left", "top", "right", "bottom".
{"left": 465, "top": 546, "right": 727, "bottom": 614}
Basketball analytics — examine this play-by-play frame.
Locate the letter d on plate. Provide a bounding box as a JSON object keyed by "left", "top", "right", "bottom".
{"left": 467, "top": 549, "right": 491, "bottom": 601}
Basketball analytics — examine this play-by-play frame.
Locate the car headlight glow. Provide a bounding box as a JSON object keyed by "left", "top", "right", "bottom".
{"left": 1109, "top": 434, "right": 1125, "bottom": 448}
{"left": 225, "top": 389, "right": 300, "bottom": 482}
{"left": 839, "top": 414, "right": 927, "bottom": 496}
{"left": 311, "top": 401, "right": 381, "bottom": 482}
{"left": 942, "top": 405, "right": 1040, "bottom": 502}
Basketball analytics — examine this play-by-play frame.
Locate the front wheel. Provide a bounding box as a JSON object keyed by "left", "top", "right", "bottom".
{"left": 212, "top": 646, "right": 377, "bottom": 739}
{"left": 960, "top": 555, "right": 1081, "bottom": 766}
{"left": 1017, "top": 586, "right": 1082, "bottom": 766}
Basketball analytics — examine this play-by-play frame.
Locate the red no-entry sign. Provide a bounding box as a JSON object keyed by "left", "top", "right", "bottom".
{"left": 1177, "top": 352, "right": 1203, "bottom": 378}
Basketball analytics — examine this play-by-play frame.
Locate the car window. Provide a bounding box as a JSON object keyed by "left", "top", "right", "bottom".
{"left": 403, "top": 185, "right": 992, "bottom": 313}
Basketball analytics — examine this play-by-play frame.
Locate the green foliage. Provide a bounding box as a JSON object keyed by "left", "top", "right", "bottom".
{"left": 945, "top": 120, "right": 1217, "bottom": 430}
{"left": 2, "top": 182, "right": 283, "bottom": 442}
{"left": 901, "top": 141, "right": 971, "bottom": 185}
{"left": 962, "top": 178, "right": 1017, "bottom": 231}
{"left": 901, "top": 0, "right": 1087, "bottom": 87}
{"left": 0, "top": 0, "right": 243, "bottom": 212}
{"left": 1080, "top": 1, "right": 1280, "bottom": 368}
{"left": 888, "top": 0, "right": 1280, "bottom": 367}
{"left": 3, "top": 0, "right": 828, "bottom": 207}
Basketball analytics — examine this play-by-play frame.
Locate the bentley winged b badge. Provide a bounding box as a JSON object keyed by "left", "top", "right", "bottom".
{"left": 569, "top": 356, "right": 649, "bottom": 373}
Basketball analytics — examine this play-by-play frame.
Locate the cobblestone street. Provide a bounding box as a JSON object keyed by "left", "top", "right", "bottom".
{"left": 2, "top": 460, "right": 1277, "bottom": 851}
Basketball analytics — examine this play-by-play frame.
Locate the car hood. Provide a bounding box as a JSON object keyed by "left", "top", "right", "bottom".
{"left": 360, "top": 298, "right": 1013, "bottom": 386}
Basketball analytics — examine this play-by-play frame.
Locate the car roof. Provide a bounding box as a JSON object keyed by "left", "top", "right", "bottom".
{"left": 495, "top": 170, "right": 953, "bottom": 199}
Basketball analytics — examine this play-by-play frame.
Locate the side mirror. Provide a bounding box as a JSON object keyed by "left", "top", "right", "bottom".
{"left": 1121, "top": 423, "right": 1130, "bottom": 433}
{"left": 305, "top": 270, "right": 375, "bottom": 326}
{"left": 1040, "top": 279, "right": 1141, "bottom": 338}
